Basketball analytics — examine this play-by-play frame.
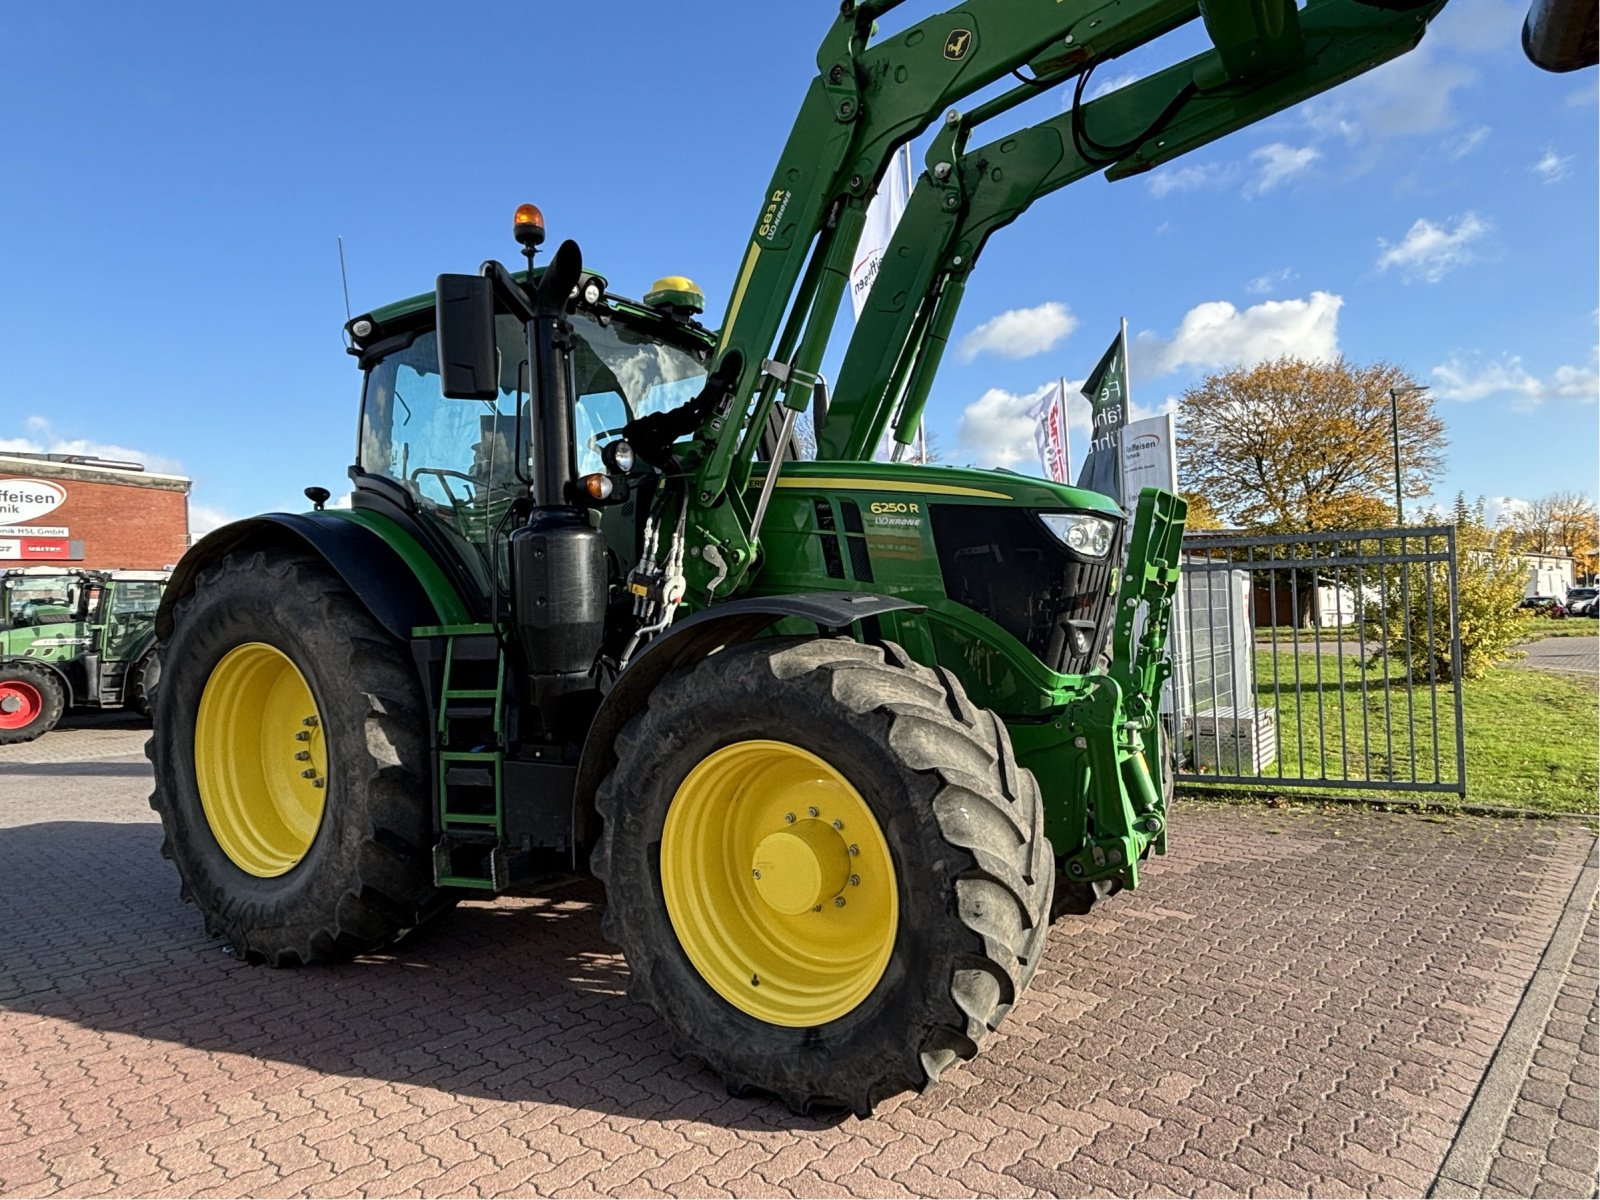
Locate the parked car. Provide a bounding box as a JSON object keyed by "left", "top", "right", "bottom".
{"left": 1519, "top": 595, "right": 1568, "bottom": 617}
{"left": 1565, "top": 586, "right": 1599, "bottom": 617}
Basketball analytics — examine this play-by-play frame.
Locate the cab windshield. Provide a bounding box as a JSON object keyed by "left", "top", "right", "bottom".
{"left": 1, "top": 575, "right": 78, "bottom": 627}
{"left": 358, "top": 307, "right": 708, "bottom": 581}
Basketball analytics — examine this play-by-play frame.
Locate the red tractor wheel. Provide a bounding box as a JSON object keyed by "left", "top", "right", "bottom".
{"left": 0, "top": 663, "right": 66, "bottom": 745}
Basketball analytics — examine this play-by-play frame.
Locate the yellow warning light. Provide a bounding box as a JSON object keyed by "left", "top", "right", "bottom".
{"left": 581, "top": 472, "right": 615, "bottom": 501}
{"left": 513, "top": 203, "right": 546, "bottom": 249}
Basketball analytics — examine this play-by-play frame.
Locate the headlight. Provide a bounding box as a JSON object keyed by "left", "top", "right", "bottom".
{"left": 1039, "top": 512, "right": 1116, "bottom": 558}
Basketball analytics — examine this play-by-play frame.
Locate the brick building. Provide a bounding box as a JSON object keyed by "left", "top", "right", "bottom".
{"left": 0, "top": 453, "right": 190, "bottom": 571}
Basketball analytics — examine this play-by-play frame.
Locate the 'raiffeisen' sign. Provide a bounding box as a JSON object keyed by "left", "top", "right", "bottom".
{"left": 0, "top": 479, "right": 66, "bottom": 526}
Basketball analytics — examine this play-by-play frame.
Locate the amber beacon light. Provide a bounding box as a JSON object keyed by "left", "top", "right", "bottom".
{"left": 513, "top": 203, "right": 546, "bottom": 249}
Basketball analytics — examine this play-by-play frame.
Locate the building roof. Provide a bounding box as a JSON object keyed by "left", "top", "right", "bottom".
{"left": 0, "top": 452, "right": 190, "bottom": 491}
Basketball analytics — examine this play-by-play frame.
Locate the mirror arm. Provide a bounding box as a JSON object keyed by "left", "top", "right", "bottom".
{"left": 478, "top": 261, "right": 538, "bottom": 324}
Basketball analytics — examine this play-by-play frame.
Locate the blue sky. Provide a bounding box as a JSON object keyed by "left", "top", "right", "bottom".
{"left": 1, "top": 0, "right": 1594, "bottom": 533}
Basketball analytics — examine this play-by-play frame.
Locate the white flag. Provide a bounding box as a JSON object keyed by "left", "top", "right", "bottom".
{"left": 1029, "top": 381, "right": 1071, "bottom": 484}
{"left": 850, "top": 145, "right": 914, "bottom": 320}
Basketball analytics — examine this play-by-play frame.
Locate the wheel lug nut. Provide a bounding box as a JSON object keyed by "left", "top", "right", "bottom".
{"left": 832, "top": 819, "right": 843, "bottom": 830}
{"left": 850, "top": 874, "right": 860, "bottom": 886}
{"left": 751, "top": 869, "right": 761, "bottom": 880}
{"left": 833, "top": 897, "right": 846, "bottom": 908}
{"left": 301, "top": 768, "right": 318, "bottom": 779}
{"left": 848, "top": 844, "right": 859, "bottom": 856}
{"left": 302, "top": 715, "right": 319, "bottom": 727}
{"left": 784, "top": 813, "right": 795, "bottom": 824}
{"left": 312, "top": 778, "right": 326, "bottom": 789}
{"left": 294, "top": 751, "right": 311, "bottom": 761}
{"left": 294, "top": 730, "right": 311, "bottom": 742}
{"left": 807, "top": 807, "right": 819, "bottom": 818}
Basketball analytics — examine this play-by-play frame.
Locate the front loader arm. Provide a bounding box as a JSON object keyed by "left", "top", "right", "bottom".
{"left": 692, "top": 0, "right": 1205, "bottom": 506}
{"left": 824, "top": 0, "right": 1448, "bottom": 459}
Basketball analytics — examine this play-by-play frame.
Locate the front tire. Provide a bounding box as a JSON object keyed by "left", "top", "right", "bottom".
{"left": 593, "top": 637, "right": 1052, "bottom": 1116}
{"left": 0, "top": 662, "right": 65, "bottom": 744}
{"left": 147, "top": 549, "right": 450, "bottom": 964}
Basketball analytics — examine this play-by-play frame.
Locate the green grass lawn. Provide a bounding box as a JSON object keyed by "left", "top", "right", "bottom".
{"left": 1181, "top": 651, "right": 1598, "bottom": 815}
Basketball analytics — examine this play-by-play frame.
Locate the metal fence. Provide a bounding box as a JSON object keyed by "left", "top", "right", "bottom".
{"left": 1171, "top": 525, "right": 1466, "bottom": 796}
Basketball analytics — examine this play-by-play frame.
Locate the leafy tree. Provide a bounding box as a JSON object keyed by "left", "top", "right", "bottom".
{"left": 1176, "top": 356, "right": 1445, "bottom": 532}
{"left": 1369, "top": 502, "right": 1528, "bottom": 681}
{"left": 1179, "top": 490, "right": 1224, "bottom": 530}
{"left": 1508, "top": 490, "right": 1598, "bottom": 579}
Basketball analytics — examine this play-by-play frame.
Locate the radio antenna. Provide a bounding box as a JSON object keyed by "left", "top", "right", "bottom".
{"left": 337, "top": 236, "right": 354, "bottom": 323}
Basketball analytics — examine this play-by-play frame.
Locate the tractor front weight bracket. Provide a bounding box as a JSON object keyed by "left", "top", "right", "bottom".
{"left": 1059, "top": 675, "right": 1161, "bottom": 889}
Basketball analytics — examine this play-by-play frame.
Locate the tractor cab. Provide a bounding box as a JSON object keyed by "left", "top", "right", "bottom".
{"left": 344, "top": 252, "right": 715, "bottom": 622}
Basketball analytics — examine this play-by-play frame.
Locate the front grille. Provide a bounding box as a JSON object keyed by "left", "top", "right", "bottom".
{"left": 931, "top": 505, "right": 1119, "bottom": 675}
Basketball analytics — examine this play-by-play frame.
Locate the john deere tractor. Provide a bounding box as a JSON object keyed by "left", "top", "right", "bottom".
{"left": 149, "top": 0, "right": 1450, "bottom": 1113}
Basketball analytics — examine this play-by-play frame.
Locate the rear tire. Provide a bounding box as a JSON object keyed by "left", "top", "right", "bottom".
{"left": 593, "top": 637, "right": 1052, "bottom": 1116}
{"left": 147, "top": 549, "right": 451, "bottom": 964}
{"left": 0, "top": 662, "right": 65, "bottom": 745}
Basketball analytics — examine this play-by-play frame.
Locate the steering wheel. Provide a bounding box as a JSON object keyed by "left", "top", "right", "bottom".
{"left": 408, "top": 468, "right": 479, "bottom": 513}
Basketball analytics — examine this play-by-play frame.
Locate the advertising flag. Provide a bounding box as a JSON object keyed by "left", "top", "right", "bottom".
{"left": 851, "top": 145, "right": 914, "bottom": 320}
{"left": 1029, "top": 380, "right": 1071, "bottom": 483}
{"left": 1074, "top": 320, "right": 1130, "bottom": 503}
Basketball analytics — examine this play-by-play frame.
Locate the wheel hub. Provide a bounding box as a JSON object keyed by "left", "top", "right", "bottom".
{"left": 752, "top": 820, "right": 851, "bottom": 915}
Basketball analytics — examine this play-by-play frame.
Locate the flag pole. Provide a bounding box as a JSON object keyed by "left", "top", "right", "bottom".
{"left": 1059, "top": 376, "right": 1071, "bottom": 481}
{"left": 1117, "top": 317, "right": 1129, "bottom": 511}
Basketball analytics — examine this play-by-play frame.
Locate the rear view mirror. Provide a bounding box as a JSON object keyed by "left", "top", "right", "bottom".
{"left": 436, "top": 274, "right": 498, "bottom": 400}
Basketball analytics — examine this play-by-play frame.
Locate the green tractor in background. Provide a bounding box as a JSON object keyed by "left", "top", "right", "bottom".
{"left": 0, "top": 567, "right": 167, "bottom": 744}
{"left": 148, "top": 0, "right": 1450, "bottom": 1113}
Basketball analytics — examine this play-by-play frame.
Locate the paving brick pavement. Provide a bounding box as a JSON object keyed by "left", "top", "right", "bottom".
{"left": 1479, "top": 903, "right": 1599, "bottom": 1199}
{"left": 1, "top": 720, "right": 1595, "bottom": 1198}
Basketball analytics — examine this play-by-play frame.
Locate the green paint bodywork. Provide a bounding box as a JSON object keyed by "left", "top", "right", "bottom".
{"left": 321, "top": 508, "right": 473, "bottom": 629}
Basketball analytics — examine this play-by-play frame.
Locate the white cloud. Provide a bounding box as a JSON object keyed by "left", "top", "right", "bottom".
{"left": 1375, "top": 213, "right": 1490, "bottom": 283}
{"left": 1483, "top": 496, "right": 1531, "bottom": 527}
{"left": 1300, "top": 51, "right": 1477, "bottom": 145}
{"left": 955, "top": 379, "right": 1175, "bottom": 471}
{"left": 189, "top": 505, "right": 239, "bottom": 536}
{"left": 1430, "top": 353, "right": 1600, "bottom": 409}
{"left": 1247, "top": 143, "right": 1319, "bottom": 194}
{"left": 0, "top": 418, "right": 184, "bottom": 475}
{"left": 1447, "top": 125, "right": 1492, "bottom": 158}
{"left": 1088, "top": 69, "right": 1141, "bottom": 100}
{"left": 1147, "top": 162, "right": 1233, "bottom": 198}
{"left": 1531, "top": 150, "right": 1572, "bottom": 184}
{"left": 956, "top": 383, "right": 1061, "bottom": 470}
{"left": 958, "top": 301, "right": 1077, "bottom": 363}
{"left": 1137, "top": 291, "right": 1344, "bottom": 376}
{"left": 1245, "top": 267, "right": 1297, "bottom": 296}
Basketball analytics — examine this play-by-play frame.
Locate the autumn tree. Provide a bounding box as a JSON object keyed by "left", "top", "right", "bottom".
{"left": 1177, "top": 357, "right": 1446, "bottom": 532}
{"left": 1179, "top": 491, "right": 1225, "bottom": 530}
{"left": 1507, "top": 490, "right": 1598, "bottom": 578}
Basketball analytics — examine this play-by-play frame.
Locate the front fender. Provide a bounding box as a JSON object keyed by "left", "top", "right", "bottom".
{"left": 571, "top": 592, "right": 922, "bottom": 855}
{"left": 157, "top": 512, "right": 467, "bottom": 643}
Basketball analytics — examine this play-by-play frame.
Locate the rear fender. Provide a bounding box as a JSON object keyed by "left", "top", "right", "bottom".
{"left": 572, "top": 592, "right": 921, "bottom": 855}
{"left": 156, "top": 513, "right": 466, "bottom": 643}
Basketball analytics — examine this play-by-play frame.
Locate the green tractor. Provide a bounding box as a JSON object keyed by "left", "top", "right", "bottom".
{"left": 0, "top": 566, "right": 168, "bottom": 744}
{"left": 148, "top": 0, "right": 1449, "bottom": 1112}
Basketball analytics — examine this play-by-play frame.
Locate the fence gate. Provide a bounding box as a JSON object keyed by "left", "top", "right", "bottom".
{"left": 1170, "top": 526, "right": 1467, "bottom": 796}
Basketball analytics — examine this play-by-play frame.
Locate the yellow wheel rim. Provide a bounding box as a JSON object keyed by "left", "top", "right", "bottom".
{"left": 195, "top": 642, "right": 328, "bottom": 878}
{"left": 661, "top": 739, "right": 898, "bottom": 1027}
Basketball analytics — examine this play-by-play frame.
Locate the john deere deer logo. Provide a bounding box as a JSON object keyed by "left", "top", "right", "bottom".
{"left": 944, "top": 29, "right": 973, "bottom": 59}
